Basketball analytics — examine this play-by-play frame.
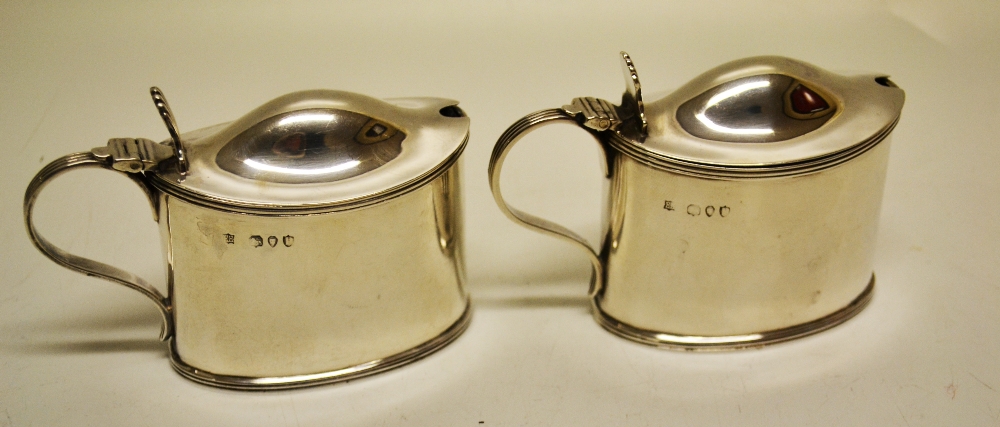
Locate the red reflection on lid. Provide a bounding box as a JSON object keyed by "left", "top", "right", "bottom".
{"left": 790, "top": 84, "right": 829, "bottom": 115}
{"left": 272, "top": 132, "right": 306, "bottom": 158}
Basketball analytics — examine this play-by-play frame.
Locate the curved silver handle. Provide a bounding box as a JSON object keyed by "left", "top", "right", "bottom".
{"left": 488, "top": 108, "right": 606, "bottom": 297}
{"left": 24, "top": 151, "right": 173, "bottom": 340}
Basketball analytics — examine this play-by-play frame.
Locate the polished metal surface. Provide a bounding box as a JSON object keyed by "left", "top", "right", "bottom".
{"left": 150, "top": 86, "right": 189, "bottom": 174}
{"left": 675, "top": 73, "right": 835, "bottom": 143}
{"left": 595, "top": 277, "right": 874, "bottom": 350}
{"left": 562, "top": 97, "right": 621, "bottom": 132}
{"left": 24, "top": 87, "right": 471, "bottom": 389}
{"left": 606, "top": 116, "right": 898, "bottom": 179}
{"left": 165, "top": 164, "right": 468, "bottom": 379}
{"left": 637, "top": 56, "right": 904, "bottom": 169}
{"left": 618, "top": 51, "right": 647, "bottom": 137}
{"left": 92, "top": 137, "right": 177, "bottom": 173}
{"left": 170, "top": 304, "right": 471, "bottom": 390}
{"left": 149, "top": 90, "right": 469, "bottom": 214}
{"left": 597, "top": 140, "right": 892, "bottom": 340}
{"left": 215, "top": 108, "right": 405, "bottom": 184}
{"left": 489, "top": 52, "right": 904, "bottom": 349}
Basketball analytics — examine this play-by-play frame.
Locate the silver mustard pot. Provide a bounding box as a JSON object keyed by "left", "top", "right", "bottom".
{"left": 490, "top": 52, "right": 905, "bottom": 349}
{"left": 25, "top": 88, "right": 471, "bottom": 389}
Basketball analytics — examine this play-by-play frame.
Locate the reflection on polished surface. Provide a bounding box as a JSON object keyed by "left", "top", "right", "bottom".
{"left": 167, "top": 169, "right": 469, "bottom": 385}
{"left": 241, "top": 158, "right": 361, "bottom": 175}
{"left": 693, "top": 79, "right": 775, "bottom": 136}
{"left": 677, "top": 74, "right": 835, "bottom": 143}
{"left": 491, "top": 53, "right": 904, "bottom": 349}
{"left": 654, "top": 333, "right": 764, "bottom": 345}
{"left": 277, "top": 112, "right": 335, "bottom": 127}
{"left": 22, "top": 86, "right": 472, "bottom": 389}
{"left": 144, "top": 90, "right": 469, "bottom": 215}
{"left": 216, "top": 108, "right": 405, "bottom": 184}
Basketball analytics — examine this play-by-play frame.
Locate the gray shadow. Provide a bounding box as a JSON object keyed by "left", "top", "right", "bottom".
{"left": 27, "top": 307, "right": 163, "bottom": 333}
{"left": 0, "top": 306, "right": 168, "bottom": 356}
{"left": 472, "top": 294, "right": 591, "bottom": 310}
{"left": 469, "top": 259, "right": 591, "bottom": 288}
{"left": 5, "top": 338, "right": 166, "bottom": 355}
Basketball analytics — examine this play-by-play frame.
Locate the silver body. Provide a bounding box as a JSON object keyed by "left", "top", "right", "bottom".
{"left": 161, "top": 164, "right": 467, "bottom": 383}
{"left": 490, "top": 53, "right": 904, "bottom": 349}
{"left": 25, "top": 89, "right": 470, "bottom": 389}
{"left": 597, "top": 141, "right": 888, "bottom": 341}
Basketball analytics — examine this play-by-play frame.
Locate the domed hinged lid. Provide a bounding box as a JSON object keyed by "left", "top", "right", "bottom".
{"left": 137, "top": 89, "right": 469, "bottom": 214}
{"left": 563, "top": 53, "right": 905, "bottom": 178}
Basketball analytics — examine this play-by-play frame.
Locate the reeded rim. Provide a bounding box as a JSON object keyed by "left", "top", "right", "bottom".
{"left": 169, "top": 301, "right": 471, "bottom": 390}
{"left": 608, "top": 118, "right": 897, "bottom": 179}
{"left": 145, "top": 91, "right": 470, "bottom": 215}
{"left": 634, "top": 56, "right": 905, "bottom": 169}
{"left": 149, "top": 134, "right": 466, "bottom": 215}
{"left": 593, "top": 275, "right": 874, "bottom": 350}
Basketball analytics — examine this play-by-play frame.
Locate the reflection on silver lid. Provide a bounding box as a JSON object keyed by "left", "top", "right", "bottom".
{"left": 676, "top": 74, "right": 835, "bottom": 143}
{"left": 146, "top": 90, "right": 469, "bottom": 214}
{"left": 623, "top": 55, "right": 904, "bottom": 171}
{"left": 216, "top": 108, "right": 404, "bottom": 184}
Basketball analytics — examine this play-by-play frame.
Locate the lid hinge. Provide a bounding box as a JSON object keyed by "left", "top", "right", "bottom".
{"left": 562, "top": 97, "right": 622, "bottom": 132}
{"left": 92, "top": 138, "right": 176, "bottom": 173}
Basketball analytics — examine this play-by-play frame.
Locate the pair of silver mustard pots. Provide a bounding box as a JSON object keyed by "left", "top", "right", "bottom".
{"left": 24, "top": 52, "right": 905, "bottom": 390}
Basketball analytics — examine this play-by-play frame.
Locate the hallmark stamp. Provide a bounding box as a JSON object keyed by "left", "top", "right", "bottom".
{"left": 673, "top": 202, "right": 730, "bottom": 218}
{"left": 243, "top": 234, "right": 295, "bottom": 248}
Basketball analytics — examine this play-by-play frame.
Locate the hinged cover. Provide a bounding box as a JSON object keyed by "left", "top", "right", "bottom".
{"left": 580, "top": 54, "right": 905, "bottom": 178}
{"left": 147, "top": 90, "right": 469, "bottom": 214}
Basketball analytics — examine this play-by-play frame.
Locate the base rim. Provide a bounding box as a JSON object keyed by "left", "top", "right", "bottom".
{"left": 168, "top": 301, "right": 472, "bottom": 390}
{"left": 593, "top": 276, "right": 875, "bottom": 351}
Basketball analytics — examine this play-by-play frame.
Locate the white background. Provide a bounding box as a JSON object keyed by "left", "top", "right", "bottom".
{"left": 1, "top": 1, "right": 998, "bottom": 425}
